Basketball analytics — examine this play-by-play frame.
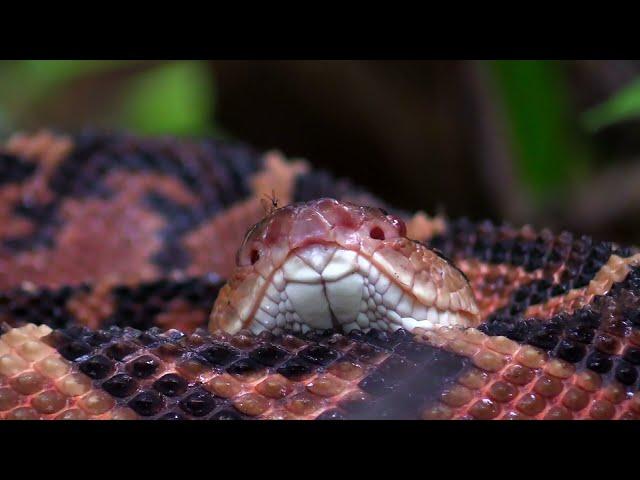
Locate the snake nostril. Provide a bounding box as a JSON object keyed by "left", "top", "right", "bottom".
{"left": 250, "top": 249, "right": 260, "bottom": 265}
{"left": 370, "top": 226, "right": 385, "bottom": 240}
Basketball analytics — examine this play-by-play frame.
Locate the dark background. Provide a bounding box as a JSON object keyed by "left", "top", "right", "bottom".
{"left": 2, "top": 60, "right": 640, "bottom": 244}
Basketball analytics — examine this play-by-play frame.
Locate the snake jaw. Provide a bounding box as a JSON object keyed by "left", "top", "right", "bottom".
{"left": 209, "top": 198, "right": 480, "bottom": 335}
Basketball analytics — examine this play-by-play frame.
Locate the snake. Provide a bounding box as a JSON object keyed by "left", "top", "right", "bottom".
{"left": 1, "top": 130, "right": 640, "bottom": 420}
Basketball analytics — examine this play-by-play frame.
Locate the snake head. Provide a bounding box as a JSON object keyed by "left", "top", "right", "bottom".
{"left": 210, "top": 198, "right": 480, "bottom": 335}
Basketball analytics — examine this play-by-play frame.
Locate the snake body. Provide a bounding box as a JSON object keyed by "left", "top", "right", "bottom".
{"left": 1, "top": 130, "right": 640, "bottom": 420}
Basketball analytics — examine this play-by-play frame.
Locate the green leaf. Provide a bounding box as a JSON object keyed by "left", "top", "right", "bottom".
{"left": 0, "top": 61, "right": 132, "bottom": 101}
{"left": 19, "top": 60, "right": 129, "bottom": 90}
{"left": 0, "top": 60, "right": 138, "bottom": 129}
{"left": 119, "top": 61, "right": 214, "bottom": 135}
{"left": 488, "top": 60, "right": 591, "bottom": 201}
{"left": 582, "top": 77, "right": 640, "bottom": 132}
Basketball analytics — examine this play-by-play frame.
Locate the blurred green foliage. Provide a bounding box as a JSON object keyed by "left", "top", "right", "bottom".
{"left": 0, "top": 60, "right": 216, "bottom": 137}
{"left": 119, "top": 62, "right": 214, "bottom": 135}
{"left": 582, "top": 77, "right": 640, "bottom": 132}
{"left": 487, "top": 60, "right": 592, "bottom": 203}
{"left": 0, "top": 60, "right": 125, "bottom": 103}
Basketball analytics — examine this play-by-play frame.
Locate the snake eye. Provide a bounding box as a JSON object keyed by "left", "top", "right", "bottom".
{"left": 369, "top": 226, "right": 385, "bottom": 240}
{"left": 387, "top": 215, "right": 407, "bottom": 237}
{"left": 250, "top": 249, "right": 260, "bottom": 265}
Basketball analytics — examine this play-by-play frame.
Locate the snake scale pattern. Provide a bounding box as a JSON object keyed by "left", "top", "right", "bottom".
{"left": 2, "top": 130, "right": 640, "bottom": 420}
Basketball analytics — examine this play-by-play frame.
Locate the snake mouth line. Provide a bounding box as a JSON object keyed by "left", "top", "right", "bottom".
{"left": 245, "top": 242, "right": 477, "bottom": 335}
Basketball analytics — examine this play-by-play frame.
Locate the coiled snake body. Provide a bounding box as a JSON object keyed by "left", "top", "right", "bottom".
{"left": 1, "top": 130, "right": 640, "bottom": 420}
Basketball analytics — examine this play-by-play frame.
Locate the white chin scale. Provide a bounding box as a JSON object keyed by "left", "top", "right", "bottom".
{"left": 248, "top": 244, "right": 468, "bottom": 336}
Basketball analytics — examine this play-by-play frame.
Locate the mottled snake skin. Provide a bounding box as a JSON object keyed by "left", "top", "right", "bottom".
{"left": 1, "top": 130, "right": 640, "bottom": 420}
